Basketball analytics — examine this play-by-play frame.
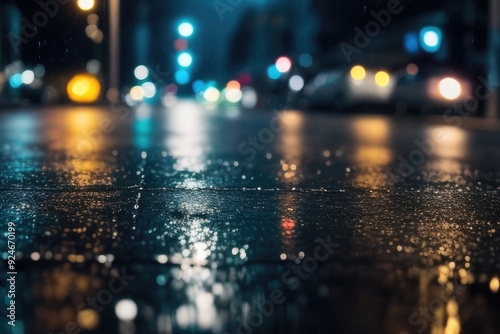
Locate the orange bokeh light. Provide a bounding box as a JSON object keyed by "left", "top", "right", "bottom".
{"left": 281, "top": 218, "right": 296, "bottom": 234}
{"left": 226, "top": 80, "right": 241, "bottom": 90}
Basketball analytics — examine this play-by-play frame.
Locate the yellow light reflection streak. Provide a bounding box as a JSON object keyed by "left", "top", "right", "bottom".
{"left": 63, "top": 110, "right": 111, "bottom": 187}
{"left": 276, "top": 111, "right": 304, "bottom": 256}
{"left": 424, "top": 126, "right": 469, "bottom": 182}
{"left": 351, "top": 117, "right": 393, "bottom": 189}
{"left": 277, "top": 110, "right": 304, "bottom": 185}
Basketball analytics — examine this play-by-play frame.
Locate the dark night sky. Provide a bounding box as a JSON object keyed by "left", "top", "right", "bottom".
{"left": 1, "top": 0, "right": 490, "bottom": 86}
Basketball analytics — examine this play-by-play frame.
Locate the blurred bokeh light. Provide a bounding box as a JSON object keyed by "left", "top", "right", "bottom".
{"left": 66, "top": 74, "right": 101, "bottom": 103}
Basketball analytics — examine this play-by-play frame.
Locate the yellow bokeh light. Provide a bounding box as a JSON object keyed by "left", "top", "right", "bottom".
{"left": 350, "top": 65, "right": 366, "bottom": 80}
{"left": 77, "top": 0, "right": 95, "bottom": 11}
{"left": 67, "top": 74, "right": 101, "bottom": 103}
{"left": 130, "top": 86, "right": 144, "bottom": 101}
{"left": 203, "top": 87, "right": 220, "bottom": 102}
{"left": 490, "top": 276, "right": 499, "bottom": 293}
{"left": 77, "top": 309, "right": 100, "bottom": 330}
{"left": 375, "top": 71, "right": 390, "bottom": 87}
{"left": 225, "top": 88, "right": 242, "bottom": 103}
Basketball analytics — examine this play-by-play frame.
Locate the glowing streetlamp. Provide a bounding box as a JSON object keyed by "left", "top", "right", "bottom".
{"left": 77, "top": 0, "right": 95, "bottom": 11}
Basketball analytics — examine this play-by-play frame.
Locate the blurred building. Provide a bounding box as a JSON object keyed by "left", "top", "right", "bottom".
{"left": 121, "top": 1, "right": 175, "bottom": 86}
{"left": 227, "top": 0, "right": 321, "bottom": 85}
{"left": 0, "top": 2, "right": 22, "bottom": 65}
{"left": 311, "top": 0, "right": 489, "bottom": 70}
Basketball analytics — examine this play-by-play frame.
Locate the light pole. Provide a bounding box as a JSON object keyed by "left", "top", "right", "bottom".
{"left": 108, "top": 0, "right": 120, "bottom": 101}
{"left": 487, "top": 0, "right": 500, "bottom": 118}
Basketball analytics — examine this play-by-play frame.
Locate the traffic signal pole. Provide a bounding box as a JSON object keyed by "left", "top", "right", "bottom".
{"left": 108, "top": 0, "right": 120, "bottom": 101}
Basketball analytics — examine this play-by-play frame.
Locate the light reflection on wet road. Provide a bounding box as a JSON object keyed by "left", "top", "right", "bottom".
{"left": 0, "top": 102, "right": 499, "bottom": 334}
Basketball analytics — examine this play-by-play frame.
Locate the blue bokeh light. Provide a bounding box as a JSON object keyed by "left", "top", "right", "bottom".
{"left": 298, "top": 53, "right": 313, "bottom": 68}
{"left": 175, "top": 70, "right": 190, "bottom": 85}
{"left": 267, "top": 65, "right": 281, "bottom": 80}
{"left": 9, "top": 74, "right": 23, "bottom": 89}
{"left": 420, "top": 26, "right": 442, "bottom": 53}
{"left": 192, "top": 80, "right": 205, "bottom": 93}
{"left": 403, "top": 32, "right": 419, "bottom": 54}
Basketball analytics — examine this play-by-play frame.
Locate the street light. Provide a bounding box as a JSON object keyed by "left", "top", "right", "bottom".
{"left": 67, "top": 74, "right": 101, "bottom": 103}
{"left": 77, "top": 0, "right": 95, "bottom": 11}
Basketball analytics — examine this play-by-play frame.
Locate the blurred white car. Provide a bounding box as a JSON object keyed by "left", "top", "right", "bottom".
{"left": 303, "top": 65, "right": 397, "bottom": 110}
{"left": 302, "top": 64, "right": 472, "bottom": 112}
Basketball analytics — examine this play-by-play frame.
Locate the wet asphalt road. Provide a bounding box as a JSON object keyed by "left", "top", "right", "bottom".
{"left": 0, "top": 101, "right": 500, "bottom": 334}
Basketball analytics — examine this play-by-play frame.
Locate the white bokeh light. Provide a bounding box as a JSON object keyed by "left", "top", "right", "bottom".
{"left": 178, "top": 22, "right": 194, "bottom": 37}
{"left": 288, "top": 75, "right": 304, "bottom": 92}
{"left": 21, "top": 70, "right": 35, "bottom": 85}
{"left": 115, "top": 299, "right": 138, "bottom": 321}
{"left": 439, "top": 78, "right": 462, "bottom": 100}
{"left": 141, "top": 82, "right": 157, "bottom": 98}
{"left": 178, "top": 53, "right": 193, "bottom": 67}
{"left": 241, "top": 87, "right": 258, "bottom": 108}
{"left": 423, "top": 31, "right": 439, "bottom": 47}
{"left": 276, "top": 57, "right": 292, "bottom": 73}
{"left": 203, "top": 87, "right": 220, "bottom": 103}
{"left": 134, "top": 65, "right": 149, "bottom": 80}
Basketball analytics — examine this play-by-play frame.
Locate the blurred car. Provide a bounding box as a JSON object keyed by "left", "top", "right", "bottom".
{"left": 0, "top": 62, "right": 45, "bottom": 105}
{"left": 391, "top": 64, "right": 472, "bottom": 113}
{"left": 302, "top": 65, "right": 397, "bottom": 110}
{"left": 301, "top": 64, "right": 472, "bottom": 113}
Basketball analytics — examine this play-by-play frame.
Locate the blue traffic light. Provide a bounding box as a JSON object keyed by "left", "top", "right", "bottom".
{"left": 420, "top": 26, "right": 442, "bottom": 53}
{"left": 178, "top": 22, "right": 194, "bottom": 37}
{"left": 175, "top": 70, "right": 190, "bottom": 85}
